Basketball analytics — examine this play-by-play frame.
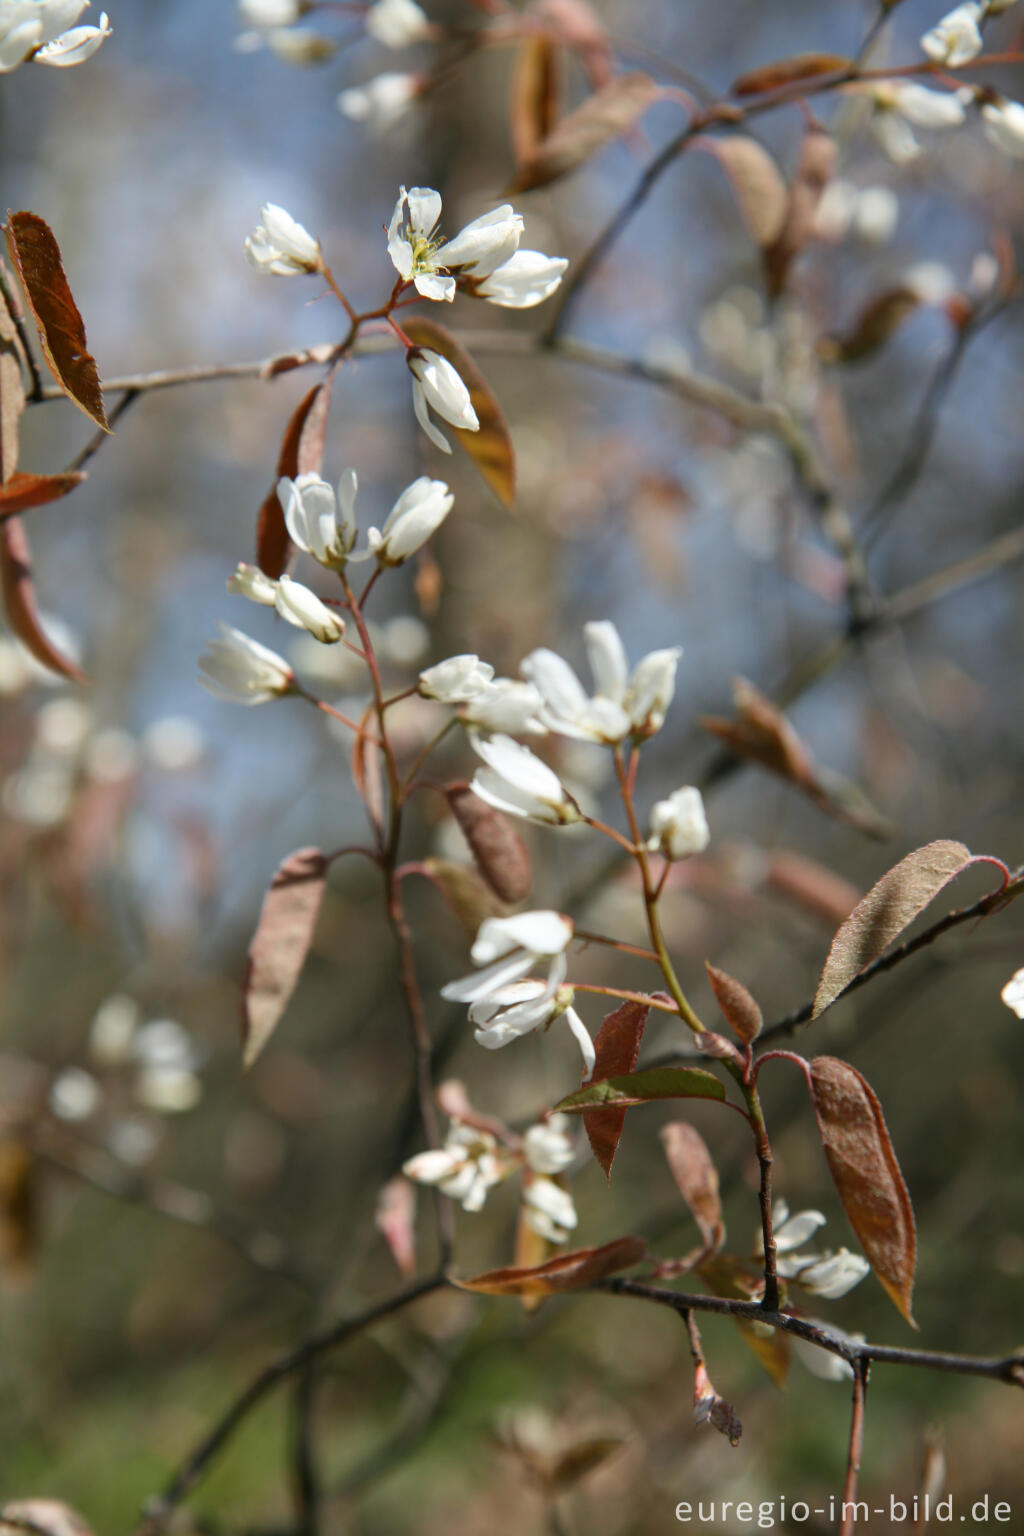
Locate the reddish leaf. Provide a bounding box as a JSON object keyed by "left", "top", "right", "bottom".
{"left": 765, "top": 849, "right": 861, "bottom": 927}
{"left": 659, "top": 1121, "right": 724, "bottom": 1251}
{"left": 422, "top": 857, "right": 506, "bottom": 935}
{"left": 764, "top": 125, "right": 837, "bottom": 297}
{"left": 813, "top": 840, "right": 973, "bottom": 1017}
{"left": 732, "top": 52, "right": 852, "bottom": 97}
{"left": 820, "top": 287, "right": 920, "bottom": 366}
{"left": 808, "top": 1056, "right": 917, "bottom": 1324}
{"left": 556, "top": 1066, "right": 726, "bottom": 1114}
{"left": 0, "top": 1139, "right": 35, "bottom": 1285}
{"left": 402, "top": 316, "right": 515, "bottom": 508}
{"left": 693, "top": 1361, "right": 742, "bottom": 1446}
{"left": 693, "top": 135, "right": 789, "bottom": 248}
{"left": 0, "top": 274, "right": 25, "bottom": 486}
{"left": 0, "top": 470, "right": 84, "bottom": 520}
{"left": 375, "top": 1176, "right": 417, "bottom": 1279}
{"left": 507, "top": 72, "right": 660, "bottom": 193}
{"left": 581, "top": 998, "right": 650, "bottom": 1181}
{"left": 536, "top": 0, "right": 614, "bottom": 88}
{"left": 0, "top": 1503, "right": 95, "bottom": 1536}
{"left": 510, "top": 34, "right": 563, "bottom": 166}
{"left": 5, "top": 212, "right": 108, "bottom": 430}
{"left": 704, "top": 962, "right": 763, "bottom": 1045}
{"left": 241, "top": 847, "right": 327, "bottom": 1069}
{"left": 446, "top": 783, "right": 532, "bottom": 903}
{"left": 256, "top": 369, "right": 337, "bottom": 578}
{"left": 0, "top": 516, "right": 86, "bottom": 683}
{"left": 453, "top": 1235, "right": 647, "bottom": 1296}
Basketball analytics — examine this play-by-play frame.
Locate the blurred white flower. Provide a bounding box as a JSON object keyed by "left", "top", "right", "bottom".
{"left": 408, "top": 349, "right": 479, "bottom": 453}
{"left": 477, "top": 250, "right": 568, "bottom": 309}
{"left": 418, "top": 654, "right": 494, "bottom": 702}
{"left": 244, "top": 203, "right": 321, "bottom": 275}
{"left": 33, "top": 7, "right": 109, "bottom": 66}
{"left": 227, "top": 562, "right": 278, "bottom": 606}
{"left": 522, "top": 621, "right": 680, "bottom": 745}
{"left": 89, "top": 993, "right": 140, "bottom": 1065}
{"left": 854, "top": 186, "right": 899, "bottom": 244}
{"left": 469, "top": 733, "right": 581, "bottom": 824}
{"left": 1001, "top": 966, "right": 1024, "bottom": 1017}
{"left": 382, "top": 614, "right": 431, "bottom": 667}
{"left": 136, "top": 1066, "right": 202, "bottom": 1114}
{"left": 904, "top": 260, "right": 957, "bottom": 306}
{"left": 793, "top": 1323, "right": 865, "bottom": 1382}
{"left": 403, "top": 1121, "right": 505, "bottom": 1211}
{"left": 522, "top": 1175, "right": 578, "bottom": 1243}
{"left": 238, "top": 0, "right": 302, "bottom": 25}
{"left": 646, "top": 786, "right": 709, "bottom": 861}
{"left": 50, "top": 1067, "right": 101, "bottom": 1122}
{"left": 36, "top": 696, "right": 92, "bottom": 754}
{"left": 364, "top": 475, "right": 454, "bottom": 566}
{"left": 462, "top": 678, "right": 547, "bottom": 736}
{"left": 199, "top": 622, "right": 294, "bottom": 705}
{"left": 365, "top": 0, "right": 431, "bottom": 47}
{"left": 981, "top": 96, "right": 1024, "bottom": 156}
{"left": 266, "top": 27, "right": 336, "bottom": 65}
{"left": 134, "top": 1018, "right": 199, "bottom": 1071}
{"left": 523, "top": 1113, "right": 575, "bottom": 1175}
{"left": 141, "top": 716, "right": 205, "bottom": 772}
{"left": 338, "top": 71, "right": 418, "bottom": 132}
{"left": 870, "top": 82, "right": 967, "bottom": 163}
{"left": 280, "top": 470, "right": 358, "bottom": 567}
{"left": 921, "top": 2, "right": 984, "bottom": 65}
{"left": 764, "top": 1202, "right": 870, "bottom": 1300}
{"left": 85, "top": 727, "right": 138, "bottom": 783}
{"left": 0, "top": 4, "right": 111, "bottom": 73}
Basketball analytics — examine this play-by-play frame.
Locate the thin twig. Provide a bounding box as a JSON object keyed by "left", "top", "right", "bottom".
{"left": 839, "top": 1360, "right": 870, "bottom": 1536}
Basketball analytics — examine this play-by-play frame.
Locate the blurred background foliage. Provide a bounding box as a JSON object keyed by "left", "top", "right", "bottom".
{"left": 1, "top": 0, "right": 1023, "bottom": 1532}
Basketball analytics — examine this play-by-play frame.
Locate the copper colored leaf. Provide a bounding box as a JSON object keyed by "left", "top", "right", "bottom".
{"left": 704, "top": 962, "right": 763, "bottom": 1044}
{"left": 511, "top": 34, "right": 563, "bottom": 166}
{"left": 256, "top": 370, "right": 337, "bottom": 578}
{"left": 375, "top": 1176, "right": 417, "bottom": 1280}
{"left": 813, "top": 840, "right": 973, "bottom": 1016}
{"left": 764, "top": 125, "right": 837, "bottom": 297}
{"left": 447, "top": 783, "right": 532, "bottom": 903}
{"left": 808, "top": 1056, "right": 917, "bottom": 1323}
{"left": 453, "top": 1235, "right": 647, "bottom": 1296}
{"left": 507, "top": 72, "right": 660, "bottom": 193}
{"left": 422, "top": 857, "right": 506, "bottom": 935}
{"left": 536, "top": 0, "right": 614, "bottom": 87}
{"left": 581, "top": 998, "right": 650, "bottom": 1181}
{"left": 694, "top": 135, "right": 789, "bottom": 248}
{"left": 0, "top": 516, "right": 86, "bottom": 683}
{"left": 5, "top": 212, "right": 108, "bottom": 430}
{"left": 0, "top": 470, "right": 84, "bottom": 520}
{"left": 732, "top": 52, "right": 852, "bottom": 97}
{"left": 765, "top": 849, "right": 860, "bottom": 927}
{"left": 241, "top": 847, "right": 327, "bottom": 1069}
{"left": 0, "top": 275, "right": 25, "bottom": 486}
{"left": 701, "top": 676, "right": 814, "bottom": 786}
{"left": 556, "top": 1066, "right": 726, "bottom": 1114}
{"left": 0, "top": 1140, "right": 35, "bottom": 1284}
{"left": 402, "top": 316, "right": 515, "bottom": 508}
{"left": 820, "top": 287, "right": 920, "bottom": 366}
{"left": 1, "top": 1504, "right": 95, "bottom": 1536}
{"left": 659, "top": 1121, "right": 724, "bottom": 1250}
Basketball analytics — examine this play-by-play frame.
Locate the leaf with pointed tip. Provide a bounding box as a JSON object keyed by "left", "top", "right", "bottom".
{"left": 705, "top": 962, "right": 762, "bottom": 1044}
{"left": 813, "top": 840, "right": 973, "bottom": 1016}
{"left": 556, "top": 1066, "right": 726, "bottom": 1114}
{"left": 511, "top": 34, "right": 563, "bottom": 166}
{"left": 693, "top": 135, "right": 789, "bottom": 248}
{"left": 693, "top": 1361, "right": 742, "bottom": 1446}
{"left": 507, "top": 72, "right": 660, "bottom": 193}
{"left": 0, "top": 470, "right": 85, "bottom": 520}
{"left": 452, "top": 1235, "right": 646, "bottom": 1296}
{"left": 402, "top": 316, "right": 515, "bottom": 509}
{"left": 660, "top": 1122, "right": 724, "bottom": 1251}
{"left": 732, "top": 52, "right": 852, "bottom": 97}
{"left": 580, "top": 998, "right": 649, "bottom": 1180}
{"left": 256, "top": 368, "right": 338, "bottom": 578}
{"left": 241, "top": 847, "right": 327, "bottom": 1069}
{"left": 5, "top": 212, "right": 108, "bottom": 430}
{"left": 0, "top": 516, "right": 86, "bottom": 682}
{"left": 819, "top": 287, "right": 920, "bottom": 365}
{"left": 808, "top": 1056, "right": 916, "bottom": 1324}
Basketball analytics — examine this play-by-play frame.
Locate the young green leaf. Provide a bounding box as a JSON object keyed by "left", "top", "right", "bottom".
{"left": 556, "top": 1066, "right": 726, "bottom": 1114}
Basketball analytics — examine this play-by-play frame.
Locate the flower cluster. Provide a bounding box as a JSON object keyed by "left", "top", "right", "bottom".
{"left": 765, "top": 1203, "right": 871, "bottom": 1300}
{"left": 280, "top": 469, "right": 454, "bottom": 568}
{"left": 0, "top": 0, "right": 110, "bottom": 72}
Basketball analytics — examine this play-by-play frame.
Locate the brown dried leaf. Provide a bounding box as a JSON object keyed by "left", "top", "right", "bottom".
{"left": 447, "top": 783, "right": 532, "bottom": 903}
{"left": 694, "top": 135, "right": 789, "bottom": 248}
{"left": 0, "top": 275, "right": 25, "bottom": 486}
{"left": 241, "top": 847, "right": 327, "bottom": 1069}
{"left": 507, "top": 72, "right": 660, "bottom": 193}
{"left": 659, "top": 1121, "right": 724, "bottom": 1251}
{"left": 764, "top": 125, "right": 837, "bottom": 297}
{"left": 0, "top": 1503, "right": 95, "bottom": 1536}
{"left": 732, "top": 52, "right": 852, "bottom": 97}
{"left": 453, "top": 1235, "right": 647, "bottom": 1296}
{"left": 375, "top": 1176, "right": 417, "bottom": 1279}
{"left": 0, "top": 470, "right": 85, "bottom": 520}
{"left": 808, "top": 1056, "right": 917, "bottom": 1324}
{"left": 582, "top": 998, "right": 650, "bottom": 1181}
{"left": 701, "top": 676, "right": 814, "bottom": 786}
{"left": 0, "top": 516, "right": 86, "bottom": 683}
{"left": 402, "top": 316, "right": 515, "bottom": 508}
{"left": 813, "top": 839, "right": 973, "bottom": 1016}
{"left": 0, "top": 1140, "right": 35, "bottom": 1285}
{"left": 5, "top": 212, "right": 108, "bottom": 430}
{"left": 820, "top": 287, "right": 920, "bottom": 365}
{"left": 256, "top": 370, "right": 337, "bottom": 578}
{"left": 704, "top": 962, "right": 763, "bottom": 1044}
{"left": 511, "top": 34, "right": 563, "bottom": 166}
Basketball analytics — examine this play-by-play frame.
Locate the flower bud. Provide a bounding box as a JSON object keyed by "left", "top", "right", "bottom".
{"left": 646, "top": 786, "right": 710, "bottom": 861}
{"left": 244, "top": 203, "right": 321, "bottom": 275}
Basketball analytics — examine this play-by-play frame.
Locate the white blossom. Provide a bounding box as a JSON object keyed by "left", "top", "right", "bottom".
{"left": 244, "top": 203, "right": 321, "bottom": 276}
{"left": 365, "top": 0, "right": 431, "bottom": 48}
{"left": 50, "top": 1067, "right": 101, "bottom": 1122}
{"left": 869, "top": 82, "right": 968, "bottom": 164}
{"left": 521, "top": 621, "right": 680, "bottom": 745}
{"left": 238, "top": 0, "right": 301, "bottom": 26}
{"left": 477, "top": 250, "right": 569, "bottom": 309}
{"left": 523, "top": 1113, "right": 575, "bottom": 1175}
{"left": 387, "top": 185, "right": 525, "bottom": 301}
{"left": 1001, "top": 966, "right": 1024, "bottom": 1017}
{"left": 227, "top": 562, "right": 279, "bottom": 606}
{"left": 646, "top": 786, "right": 710, "bottom": 861}
{"left": 793, "top": 1324, "right": 865, "bottom": 1382}
{"left": 280, "top": 470, "right": 358, "bottom": 567}
{"left": 855, "top": 186, "right": 899, "bottom": 244}
{"left": 770, "top": 1201, "right": 827, "bottom": 1254}
{"left": 921, "top": 3, "right": 984, "bottom": 66}
{"left": 338, "top": 71, "right": 418, "bottom": 132}
{"left": 418, "top": 654, "right": 494, "bottom": 703}
{"left": 522, "top": 1175, "right": 578, "bottom": 1243}
{"left": 273, "top": 575, "right": 344, "bottom": 643}
{"left": 981, "top": 97, "right": 1024, "bottom": 156}
{"left": 0, "top": 2, "right": 111, "bottom": 71}
{"left": 469, "top": 732, "right": 580, "bottom": 824}
{"left": 434, "top": 206, "right": 524, "bottom": 279}
{"left": 266, "top": 27, "right": 336, "bottom": 65}
{"left": 403, "top": 1121, "right": 505, "bottom": 1212}
{"left": 199, "top": 622, "right": 294, "bottom": 705}
{"left": 408, "top": 348, "right": 479, "bottom": 453}
{"left": 764, "top": 1202, "right": 870, "bottom": 1300}
{"left": 365, "top": 475, "right": 454, "bottom": 565}
{"left": 462, "top": 678, "right": 548, "bottom": 736}
{"left": 33, "top": 6, "right": 109, "bottom": 65}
